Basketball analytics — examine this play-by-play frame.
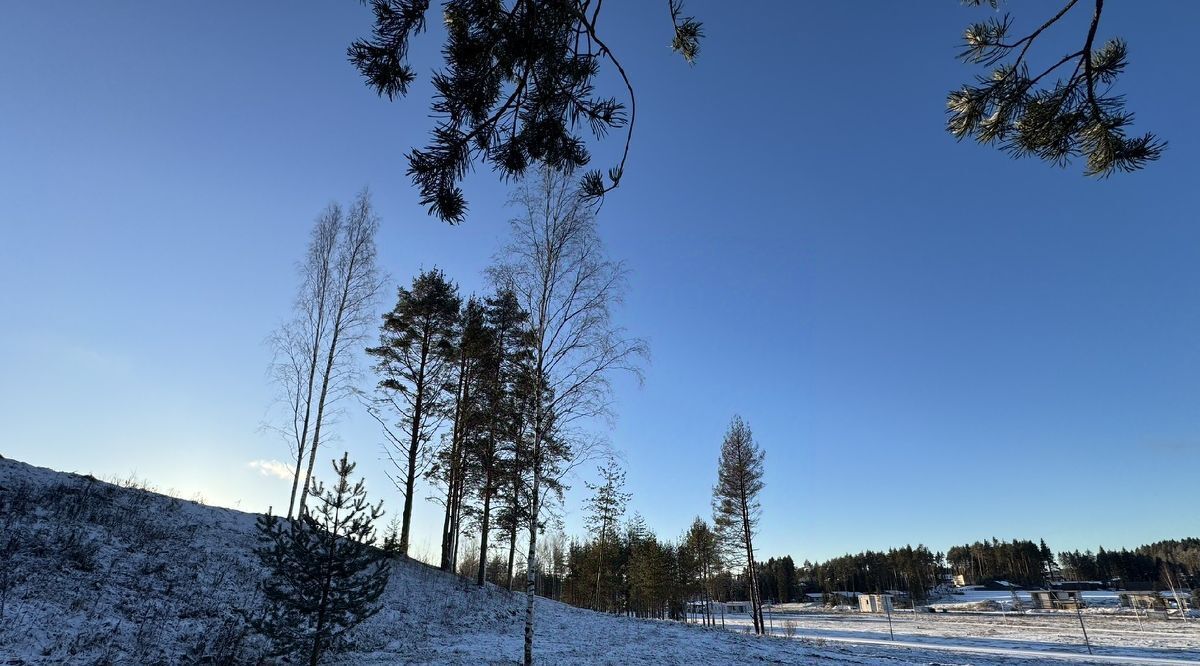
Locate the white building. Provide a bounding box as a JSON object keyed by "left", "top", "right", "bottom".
{"left": 858, "top": 594, "right": 893, "bottom": 613}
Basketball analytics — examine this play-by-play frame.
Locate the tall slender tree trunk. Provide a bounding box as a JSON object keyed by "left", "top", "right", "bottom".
{"left": 507, "top": 524, "right": 518, "bottom": 591}
{"left": 476, "top": 467, "right": 494, "bottom": 586}
{"left": 311, "top": 548, "right": 334, "bottom": 666}
{"left": 523, "top": 364, "right": 544, "bottom": 666}
{"left": 523, "top": 456, "right": 541, "bottom": 666}
{"left": 286, "top": 331, "right": 322, "bottom": 519}
{"left": 450, "top": 458, "right": 467, "bottom": 568}
{"left": 439, "top": 480, "right": 454, "bottom": 567}
{"left": 399, "top": 370, "right": 426, "bottom": 555}
{"left": 441, "top": 359, "right": 467, "bottom": 570}
{"left": 506, "top": 440, "right": 521, "bottom": 591}
{"left": 741, "top": 498, "right": 762, "bottom": 634}
{"left": 297, "top": 312, "right": 345, "bottom": 516}
{"left": 594, "top": 524, "right": 605, "bottom": 611}
{"left": 449, "top": 372, "right": 472, "bottom": 571}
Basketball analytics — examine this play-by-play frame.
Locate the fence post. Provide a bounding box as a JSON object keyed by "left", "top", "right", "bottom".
{"left": 1075, "top": 602, "right": 1092, "bottom": 655}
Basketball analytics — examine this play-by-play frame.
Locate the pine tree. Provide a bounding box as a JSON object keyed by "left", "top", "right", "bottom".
{"left": 583, "top": 460, "right": 631, "bottom": 612}
{"left": 253, "top": 454, "right": 390, "bottom": 665}
{"left": 472, "top": 288, "right": 531, "bottom": 586}
{"left": 348, "top": 0, "right": 703, "bottom": 223}
{"left": 682, "top": 517, "right": 720, "bottom": 626}
{"left": 432, "top": 297, "right": 491, "bottom": 571}
{"left": 366, "top": 269, "right": 461, "bottom": 556}
{"left": 948, "top": 0, "right": 1164, "bottom": 176}
{"left": 711, "top": 415, "right": 766, "bottom": 634}
{"left": 381, "top": 516, "right": 403, "bottom": 557}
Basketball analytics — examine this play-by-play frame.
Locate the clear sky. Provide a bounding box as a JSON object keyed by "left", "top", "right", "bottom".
{"left": 2, "top": 1, "right": 1198, "bottom": 564}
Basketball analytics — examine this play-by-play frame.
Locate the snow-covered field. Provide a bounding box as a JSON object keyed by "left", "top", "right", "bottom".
{"left": 717, "top": 605, "right": 1200, "bottom": 664}
{"left": 2, "top": 454, "right": 1198, "bottom": 664}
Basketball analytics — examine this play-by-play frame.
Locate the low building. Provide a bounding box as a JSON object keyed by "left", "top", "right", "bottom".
{"left": 1119, "top": 592, "right": 1166, "bottom": 610}
{"left": 685, "top": 600, "right": 725, "bottom": 615}
{"left": 685, "top": 600, "right": 756, "bottom": 615}
{"left": 1030, "top": 590, "right": 1084, "bottom": 610}
{"left": 858, "top": 594, "right": 893, "bottom": 613}
{"left": 724, "top": 600, "right": 751, "bottom": 614}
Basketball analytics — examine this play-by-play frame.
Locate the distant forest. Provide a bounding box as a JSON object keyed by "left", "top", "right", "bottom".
{"left": 480, "top": 533, "right": 1200, "bottom": 618}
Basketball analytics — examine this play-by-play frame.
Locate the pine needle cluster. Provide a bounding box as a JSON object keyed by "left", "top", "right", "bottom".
{"left": 349, "top": 0, "right": 703, "bottom": 223}
{"left": 948, "top": 0, "right": 1164, "bottom": 176}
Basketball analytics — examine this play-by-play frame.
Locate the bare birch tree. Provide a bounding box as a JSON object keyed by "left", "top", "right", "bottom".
{"left": 271, "top": 209, "right": 336, "bottom": 519}
{"left": 270, "top": 192, "right": 381, "bottom": 519}
{"left": 272, "top": 190, "right": 379, "bottom": 518}
{"left": 489, "top": 170, "right": 646, "bottom": 666}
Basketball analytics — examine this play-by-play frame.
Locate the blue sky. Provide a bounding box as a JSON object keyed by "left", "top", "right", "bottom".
{"left": 2, "top": 1, "right": 1198, "bottom": 563}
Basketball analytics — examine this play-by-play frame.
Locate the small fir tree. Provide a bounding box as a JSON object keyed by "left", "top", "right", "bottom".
{"left": 254, "top": 453, "right": 390, "bottom": 665}
{"left": 381, "top": 516, "right": 403, "bottom": 557}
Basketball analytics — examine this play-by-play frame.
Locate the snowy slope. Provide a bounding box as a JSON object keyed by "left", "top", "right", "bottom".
{"left": 0, "top": 455, "right": 1194, "bottom": 665}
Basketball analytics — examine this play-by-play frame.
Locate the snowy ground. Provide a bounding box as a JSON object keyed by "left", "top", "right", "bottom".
{"left": 2, "top": 455, "right": 1198, "bottom": 664}
{"left": 715, "top": 605, "right": 1200, "bottom": 665}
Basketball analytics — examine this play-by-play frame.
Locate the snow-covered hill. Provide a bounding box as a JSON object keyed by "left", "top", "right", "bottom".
{"left": 0, "top": 456, "right": 1163, "bottom": 664}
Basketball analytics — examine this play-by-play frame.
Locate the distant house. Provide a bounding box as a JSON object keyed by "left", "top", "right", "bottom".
{"left": 858, "top": 594, "right": 893, "bottom": 614}
{"left": 951, "top": 574, "right": 967, "bottom": 587}
{"left": 724, "top": 600, "right": 751, "bottom": 614}
{"left": 1030, "top": 590, "right": 1084, "bottom": 610}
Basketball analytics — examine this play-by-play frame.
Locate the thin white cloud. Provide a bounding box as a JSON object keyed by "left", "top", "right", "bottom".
{"left": 247, "top": 459, "right": 294, "bottom": 481}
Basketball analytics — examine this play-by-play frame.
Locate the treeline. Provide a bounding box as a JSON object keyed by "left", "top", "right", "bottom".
{"left": 806, "top": 546, "right": 943, "bottom": 600}
{"left": 548, "top": 449, "right": 762, "bottom": 624}
{"left": 1058, "top": 538, "right": 1200, "bottom": 586}
{"left": 946, "top": 538, "right": 1053, "bottom": 588}
{"left": 553, "top": 512, "right": 1200, "bottom": 616}
{"left": 791, "top": 538, "right": 1199, "bottom": 602}
{"left": 561, "top": 515, "right": 688, "bottom": 619}
{"left": 545, "top": 418, "right": 774, "bottom": 631}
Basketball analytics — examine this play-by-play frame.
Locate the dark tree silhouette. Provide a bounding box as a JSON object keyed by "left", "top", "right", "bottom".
{"left": 253, "top": 454, "right": 390, "bottom": 665}
{"left": 349, "top": 0, "right": 702, "bottom": 224}
{"left": 712, "top": 415, "right": 765, "bottom": 635}
{"left": 366, "top": 269, "right": 461, "bottom": 556}
{"left": 948, "top": 0, "right": 1164, "bottom": 176}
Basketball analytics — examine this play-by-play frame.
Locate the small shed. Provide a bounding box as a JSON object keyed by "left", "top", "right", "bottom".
{"left": 724, "top": 600, "right": 751, "bottom": 614}
{"left": 1030, "top": 590, "right": 1084, "bottom": 610}
{"left": 858, "top": 594, "right": 893, "bottom": 613}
